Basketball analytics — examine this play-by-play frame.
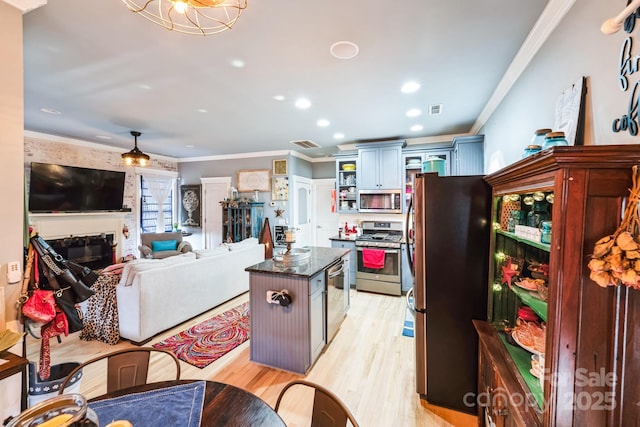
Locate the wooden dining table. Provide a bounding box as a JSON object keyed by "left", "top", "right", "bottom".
{"left": 89, "top": 379, "right": 286, "bottom": 426}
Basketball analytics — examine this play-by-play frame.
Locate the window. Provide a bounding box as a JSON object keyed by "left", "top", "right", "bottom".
{"left": 140, "top": 176, "right": 173, "bottom": 233}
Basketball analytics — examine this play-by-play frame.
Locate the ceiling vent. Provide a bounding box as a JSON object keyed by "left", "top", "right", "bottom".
{"left": 290, "top": 140, "right": 321, "bottom": 149}
{"left": 429, "top": 104, "right": 443, "bottom": 115}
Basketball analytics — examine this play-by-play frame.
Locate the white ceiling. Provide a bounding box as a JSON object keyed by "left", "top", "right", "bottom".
{"left": 21, "top": 0, "right": 549, "bottom": 160}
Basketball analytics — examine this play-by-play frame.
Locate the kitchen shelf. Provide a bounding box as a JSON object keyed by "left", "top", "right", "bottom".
{"left": 498, "top": 333, "right": 544, "bottom": 409}
{"left": 510, "top": 285, "right": 547, "bottom": 322}
{"left": 496, "top": 229, "right": 550, "bottom": 252}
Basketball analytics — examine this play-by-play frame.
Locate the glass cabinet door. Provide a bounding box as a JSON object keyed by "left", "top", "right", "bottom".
{"left": 403, "top": 153, "right": 423, "bottom": 212}
{"left": 488, "top": 189, "right": 553, "bottom": 411}
{"left": 336, "top": 157, "right": 357, "bottom": 212}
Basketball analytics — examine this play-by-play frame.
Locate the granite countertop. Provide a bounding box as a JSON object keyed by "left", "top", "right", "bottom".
{"left": 245, "top": 246, "right": 349, "bottom": 278}
{"left": 328, "top": 234, "right": 358, "bottom": 242}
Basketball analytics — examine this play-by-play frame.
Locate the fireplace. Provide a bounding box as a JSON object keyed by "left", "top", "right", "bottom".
{"left": 48, "top": 234, "right": 115, "bottom": 270}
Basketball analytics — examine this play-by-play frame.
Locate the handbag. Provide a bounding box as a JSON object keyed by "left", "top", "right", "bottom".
{"left": 30, "top": 235, "right": 96, "bottom": 303}
{"left": 41, "top": 263, "right": 85, "bottom": 334}
{"left": 22, "top": 289, "right": 56, "bottom": 324}
{"left": 19, "top": 244, "right": 57, "bottom": 324}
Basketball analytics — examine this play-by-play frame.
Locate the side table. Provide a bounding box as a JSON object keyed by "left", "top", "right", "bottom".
{"left": 0, "top": 351, "right": 28, "bottom": 417}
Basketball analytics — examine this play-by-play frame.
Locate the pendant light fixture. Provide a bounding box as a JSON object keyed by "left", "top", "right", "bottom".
{"left": 122, "top": 131, "right": 150, "bottom": 167}
{"left": 121, "top": 0, "right": 248, "bottom": 36}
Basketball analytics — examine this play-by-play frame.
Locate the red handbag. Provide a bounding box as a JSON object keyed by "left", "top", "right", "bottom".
{"left": 21, "top": 251, "right": 57, "bottom": 324}
{"left": 22, "top": 288, "right": 56, "bottom": 324}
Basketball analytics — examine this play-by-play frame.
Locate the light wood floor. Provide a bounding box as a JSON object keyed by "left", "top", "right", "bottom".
{"left": 26, "top": 290, "right": 476, "bottom": 427}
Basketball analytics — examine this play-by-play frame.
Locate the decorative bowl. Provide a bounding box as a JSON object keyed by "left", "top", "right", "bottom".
{"left": 341, "top": 163, "right": 356, "bottom": 171}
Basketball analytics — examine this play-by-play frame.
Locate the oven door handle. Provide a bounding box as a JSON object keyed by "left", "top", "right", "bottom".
{"left": 356, "top": 248, "right": 399, "bottom": 254}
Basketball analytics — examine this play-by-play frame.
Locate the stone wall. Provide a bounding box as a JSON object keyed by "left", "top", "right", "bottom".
{"left": 24, "top": 135, "right": 178, "bottom": 258}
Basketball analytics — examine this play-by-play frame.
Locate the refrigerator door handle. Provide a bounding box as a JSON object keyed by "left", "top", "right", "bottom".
{"left": 405, "top": 194, "right": 414, "bottom": 274}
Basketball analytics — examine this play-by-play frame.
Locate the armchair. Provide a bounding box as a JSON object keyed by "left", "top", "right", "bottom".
{"left": 139, "top": 232, "right": 192, "bottom": 259}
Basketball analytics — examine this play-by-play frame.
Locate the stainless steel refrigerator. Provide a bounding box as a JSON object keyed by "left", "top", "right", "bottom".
{"left": 407, "top": 173, "right": 491, "bottom": 414}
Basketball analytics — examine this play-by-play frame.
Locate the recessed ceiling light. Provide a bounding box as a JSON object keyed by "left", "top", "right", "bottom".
{"left": 330, "top": 41, "right": 359, "bottom": 59}
{"left": 40, "top": 108, "right": 61, "bottom": 115}
{"left": 95, "top": 135, "right": 112, "bottom": 140}
{"left": 138, "top": 84, "right": 152, "bottom": 90}
{"left": 401, "top": 82, "right": 421, "bottom": 93}
{"left": 410, "top": 124, "right": 424, "bottom": 132}
{"left": 230, "top": 59, "right": 245, "bottom": 68}
{"left": 185, "top": 144, "right": 195, "bottom": 148}
{"left": 273, "top": 95, "right": 286, "bottom": 101}
{"left": 406, "top": 108, "right": 422, "bottom": 117}
{"left": 295, "top": 98, "right": 311, "bottom": 109}
{"left": 333, "top": 132, "right": 345, "bottom": 140}
{"left": 196, "top": 109, "right": 208, "bottom": 113}
{"left": 317, "top": 119, "right": 330, "bottom": 127}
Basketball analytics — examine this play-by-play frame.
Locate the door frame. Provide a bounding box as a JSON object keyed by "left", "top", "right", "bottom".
{"left": 201, "top": 176, "right": 231, "bottom": 249}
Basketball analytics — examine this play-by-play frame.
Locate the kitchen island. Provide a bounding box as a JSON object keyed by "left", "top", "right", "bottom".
{"left": 246, "top": 246, "right": 349, "bottom": 374}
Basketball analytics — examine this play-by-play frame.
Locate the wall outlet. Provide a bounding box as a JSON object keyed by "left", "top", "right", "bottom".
{"left": 7, "top": 261, "right": 21, "bottom": 284}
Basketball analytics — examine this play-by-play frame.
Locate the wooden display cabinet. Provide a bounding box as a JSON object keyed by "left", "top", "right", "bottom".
{"left": 476, "top": 145, "right": 640, "bottom": 426}
{"left": 222, "top": 202, "right": 264, "bottom": 243}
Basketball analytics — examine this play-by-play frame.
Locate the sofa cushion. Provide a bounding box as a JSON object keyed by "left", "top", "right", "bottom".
{"left": 194, "top": 246, "right": 230, "bottom": 259}
{"left": 120, "top": 252, "right": 196, "bottom": 286}
{"left": 225, "top": 237, "right": 259, "bottom": 251}
{"left": 152, "top": 239, "right": 178, "bottom": 252}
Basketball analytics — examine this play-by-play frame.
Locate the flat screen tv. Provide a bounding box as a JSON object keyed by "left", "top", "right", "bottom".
{"left": 28, "top": 162, "right": 126, "bottom": 213}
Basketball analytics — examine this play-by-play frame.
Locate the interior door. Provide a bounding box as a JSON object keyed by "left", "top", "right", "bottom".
{"left": 292, "top": 175, "right": 312, "bottom": 248}
{"left": 201, "top": 177, "right": 231, "bottom": 249}
{"left": 312, "top": 178, "right": 338, "bottom": 247}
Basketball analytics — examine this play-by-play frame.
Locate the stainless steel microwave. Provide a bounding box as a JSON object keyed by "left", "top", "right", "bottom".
{"left": 358, "top": 189, "right": 402, "bottom": 213}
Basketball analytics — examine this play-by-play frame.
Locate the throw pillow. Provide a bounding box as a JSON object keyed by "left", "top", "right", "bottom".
{"left": 177, "top": 241, "right": 192, "bottom": 253}
{"left": 151, "top": 239, "right": 178, "bottom": 252}
{"left": 138, "top": 245, "right": 152, "bottom": 258}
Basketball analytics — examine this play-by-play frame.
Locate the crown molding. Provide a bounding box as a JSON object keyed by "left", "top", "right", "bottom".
{"left": 1, "top": 0, "right": 46, "bottom": 13}
{"left": 470, "top": 0, "right": 577, "bottom": 133}
{"left": 24, "top": 130, "right": 177, "bottom": 162}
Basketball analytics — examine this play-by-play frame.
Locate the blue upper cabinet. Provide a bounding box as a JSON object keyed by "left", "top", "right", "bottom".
{"left": 357, "top": 142, "right": 404, "bottom": 190}
{"left": 451, "top": 135, "right": 484, "bottom": 176}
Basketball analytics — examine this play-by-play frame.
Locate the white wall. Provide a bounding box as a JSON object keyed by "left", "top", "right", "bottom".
{"left": 482, "top": 1, "right": 638, "bottom": 169}
{"left": 0, "top": 2, "right": 25, "bottom": 331}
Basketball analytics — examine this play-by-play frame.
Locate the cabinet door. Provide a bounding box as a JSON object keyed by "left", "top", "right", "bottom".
{"left": 358, "top": 148, "right": 379, "bottom": 189}
{"left": 378, "top": 145, "right": 402, "bottom": 188}
{"left": 452, "top": 135, "right": 484, "bottom": 176}
{"left": 330, "top": 240, "right": 356, "bottom": 286}
{"left": 310, "top": 273, "right": 326, "bottom": 362}
{"left": 336, "top": 157, "right": 358, "bottom": 212}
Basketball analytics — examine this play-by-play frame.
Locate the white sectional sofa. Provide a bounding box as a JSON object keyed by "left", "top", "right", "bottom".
{"left": 116, "top": 239, "right": 265, "bottom": 344}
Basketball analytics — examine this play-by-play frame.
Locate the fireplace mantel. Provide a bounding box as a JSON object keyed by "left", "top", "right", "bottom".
{"left": 29, "top": 212, "right": 126, "bottom": 260}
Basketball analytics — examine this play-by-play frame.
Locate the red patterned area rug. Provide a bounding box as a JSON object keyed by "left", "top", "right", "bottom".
{"left": 153, "top": 302, "right": 250, "bottom": 368}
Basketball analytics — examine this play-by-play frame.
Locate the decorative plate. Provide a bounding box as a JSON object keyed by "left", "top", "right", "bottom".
{"left": 512, "top": 324, "right": 545, "bottom": 355}
{"left": 515, "top": 278, "right": 543, "bottom": 291}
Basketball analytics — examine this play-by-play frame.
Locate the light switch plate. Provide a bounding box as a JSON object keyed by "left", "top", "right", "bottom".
{"left": 7, "top": 261, "right": 21, "bottom": 284}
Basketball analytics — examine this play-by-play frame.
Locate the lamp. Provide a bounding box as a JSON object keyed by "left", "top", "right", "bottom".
{"left": 122, "top": 131, "right": 150, "bottom": 167}
{"left": 121, "top": 0, "right": 247, "bottom": 36}
{"left": 601, "top": 0, "right": 640, "bottom": 34}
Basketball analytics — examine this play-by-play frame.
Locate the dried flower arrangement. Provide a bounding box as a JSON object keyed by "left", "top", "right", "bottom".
{"left": 588, "top": 165, "right": 640, "bottom": 289}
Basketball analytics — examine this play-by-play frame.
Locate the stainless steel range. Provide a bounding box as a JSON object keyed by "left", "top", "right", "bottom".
{"left": 355, "top": 221, "right": 403, "bottom": 296}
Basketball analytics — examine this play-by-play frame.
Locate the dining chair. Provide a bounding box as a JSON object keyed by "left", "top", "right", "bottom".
{"left": 274, "top": 379, "right": 360, "bottom": 427}
{"left": 58, "top": 347, "right": 181, "bottom": 397}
